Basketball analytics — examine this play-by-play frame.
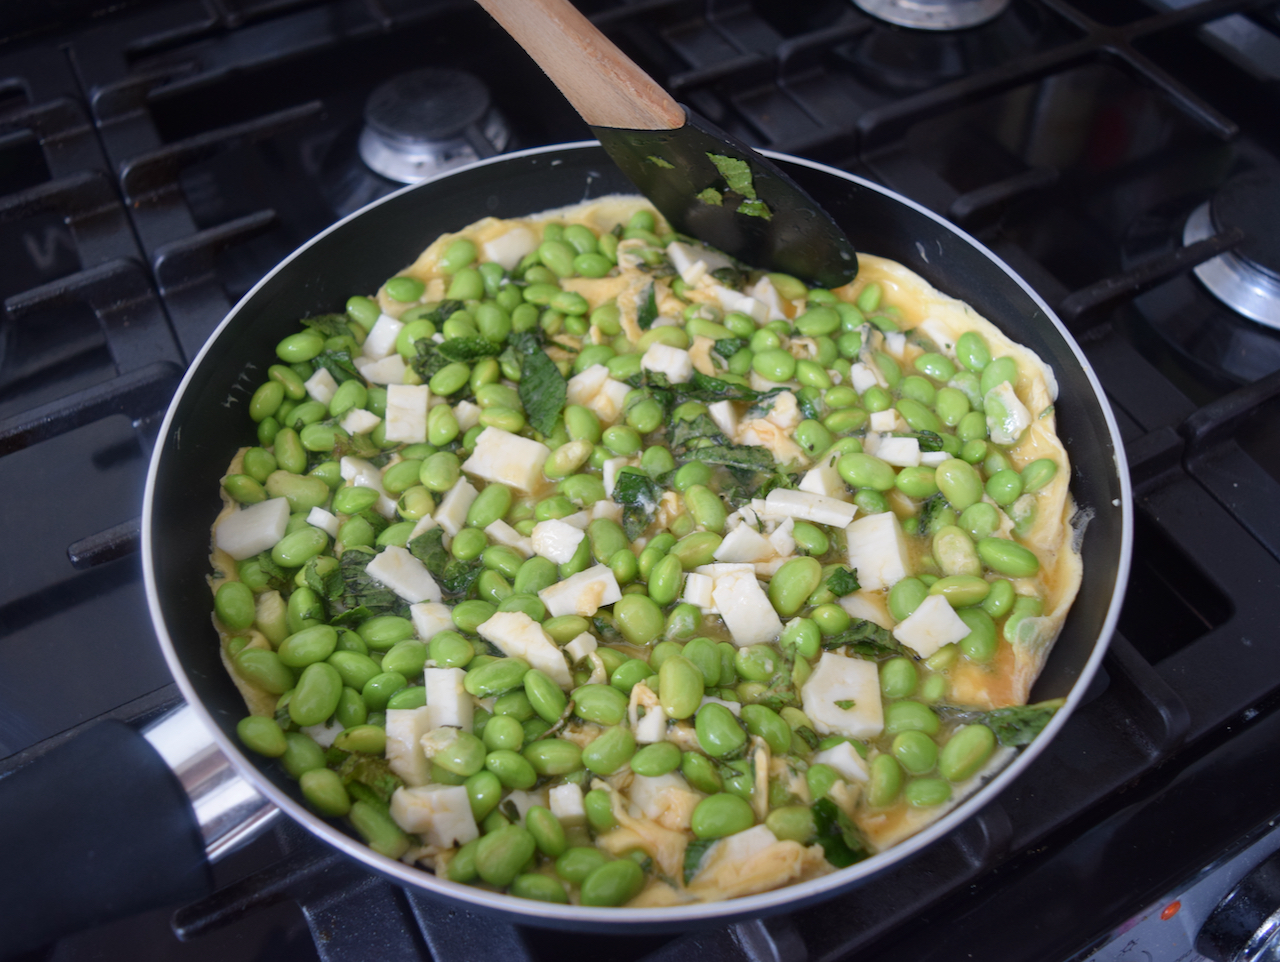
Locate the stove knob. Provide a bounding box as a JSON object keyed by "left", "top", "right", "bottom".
{"left": 1196, "top": 848, "right": 1280, "bottom": 962}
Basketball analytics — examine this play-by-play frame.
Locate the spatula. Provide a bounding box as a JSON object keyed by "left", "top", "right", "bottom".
{"left": 474, "top": 0, "right": 859, "bottom": 289}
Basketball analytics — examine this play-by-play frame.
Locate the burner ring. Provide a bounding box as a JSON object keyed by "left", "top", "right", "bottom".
{"left": 851, "top": 0, "right": 1010, "bottom": 30}
{"left": 1184, "top": 201, "right": 1280, "bottom": 330}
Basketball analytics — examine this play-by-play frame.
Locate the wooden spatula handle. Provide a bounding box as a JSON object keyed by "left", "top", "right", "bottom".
{"left": 475, "top": 0, "right": 685, "bottom": 131}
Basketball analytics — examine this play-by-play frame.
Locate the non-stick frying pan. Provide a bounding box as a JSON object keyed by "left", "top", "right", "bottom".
{"left": 0, "top": 142, "right": 1131, "bottom": 954}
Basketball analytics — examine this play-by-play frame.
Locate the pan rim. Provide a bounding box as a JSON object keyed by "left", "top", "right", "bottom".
{"left": 142, "top": 139, "right": 1132, "bottom": 926}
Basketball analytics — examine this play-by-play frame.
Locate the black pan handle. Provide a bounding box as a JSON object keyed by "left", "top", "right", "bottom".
{"left": 0, "top": 719, "right": 215, "bottom": 958}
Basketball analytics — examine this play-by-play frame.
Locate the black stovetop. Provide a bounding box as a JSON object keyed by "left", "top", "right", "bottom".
{"left": 3, "top": 1, "right": 1280, "bottom": 960}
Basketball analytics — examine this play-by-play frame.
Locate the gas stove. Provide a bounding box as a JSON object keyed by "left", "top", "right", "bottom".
{"left": 3, "top": 1, "right": 1280, "bottom": 961}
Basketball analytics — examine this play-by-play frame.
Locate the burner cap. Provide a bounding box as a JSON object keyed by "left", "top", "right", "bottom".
{"left": 358, "top": 68, "right": 510, "bottom": 184}
{"left": 1184, "top": 169, "right": 1280, "bottom": 329}
{"left": 851, "top": 0, "right": 1010, "bottom": 30}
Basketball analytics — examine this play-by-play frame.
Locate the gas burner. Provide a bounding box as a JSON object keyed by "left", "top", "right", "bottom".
{"left": 357, "top": 68, "right": 511, "bottom": 184}
{"left": 1183, "top": 169, "right": 1280, "bottom": 330}
{"left": 851, "top": 0, "right": 1009, "bottom": 30}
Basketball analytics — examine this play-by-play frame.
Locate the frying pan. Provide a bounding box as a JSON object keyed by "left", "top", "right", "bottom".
{"left": 0, "top": 142, "right": 1131, "bottom": 953}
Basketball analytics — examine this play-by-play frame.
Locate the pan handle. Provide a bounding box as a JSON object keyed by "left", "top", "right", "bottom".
{"left": 0, "top": 705, "right": 277, "bottom": 958}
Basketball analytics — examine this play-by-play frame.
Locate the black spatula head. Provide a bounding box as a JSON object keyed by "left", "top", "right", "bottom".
{"left": 591, "top": 108, "right": 859, "bottom": 289}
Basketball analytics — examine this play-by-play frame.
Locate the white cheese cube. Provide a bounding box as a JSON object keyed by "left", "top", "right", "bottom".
{"left": 849, "top": 362, "right": 881, "bottom": 394}
{"left": 846, "top": 511, "right": 910, "bottom": 591}
{"left": 340, "top": 408, "right": 382, "bottom": 436}
{"left": 883, "top": 331, "right": 906, "bottom": 358}
{"left": 714, "top": 524, "right": 775, "bottom": 564}
{"left": 307, "top": 506, "right": 340, "bottom": 538}
{"left": 476, "top": 610, "right": 573, "bottom": 688}
{"left": 549, "top": 783, "right": 585, "bottom": 821}
{"left": 502, "top": 788, "right": 550, "bottom": 825}
{"left": 592, "top": 378, "right": 631, "bottom": 425}
{"left": 694, "top": 562, "right": 756, "bottom": 579}
{"left": 838, "top": 591, "right": 895, "bottom": 629}
{"left": 707, "top": 400, "right": 738, "bottom": 439}
{"left": 538, "top": 565, "right": 622, "bottom": 618}
{"left": 699, "top": 696, "right": 742, "bottom": 717}
{"left": 749, "top": 276, "right": 789, "bottom": 321}
{"left": 590, "top": 499, "right": 623, "bottom": 524}
{"left": 876, "top": 436, "right": 921, "bottom": 468}
{"left": 754, "top": 557, "right": 790, "bottom": 579}
{"left": 409, "top": 514, "right": 442, "bottom": 542}
{"left": 559, "top": 511, "right": 591, "bottom": 530}
{"left": 304, "top": 367, "right": 338, "bottom": 405}
{"left": 564, "top": 632, "right": 598, "bottom": 664}
{"left": 862, "top": 431, "right": 882, "bottom": 456}
{"left": 424, "top": 667, "right": 473, "bottom": 730}
{"left": 484, "top": 519, "right": 533, "bottom": 557}
{"left": 920, "top": 451, "right": 950, "bottom": 467}
{"left": 800, "top": 651, "right": 884, "bottom": 740}
{"left": 462, "top": 427, "right": 550, "bottom": 492}
{"left": 760, "top": 489, "right": 858, "bottom": 528}
{"left": 566, "top": 364, "right": 609, "bottom": 407}
{"left": 666, "top": 240, "right": 733, "bottom": 276}
{"left": 362, "top": 313, "right": 404, "bottom": 360}
{"left": 365, "top": 545, "right": 442, "bottom": 604}
{"left": 627, "top": 772, "right": 695, "bottom": 821}
{"left": 869, "top": 409, "right": 900, "bottom": 433}
{"left": 531, "top": 518, "right": 586, "bottom": 564}
{"left": 453, "top": 399, "right": 481, "bottom": 431}
{"left": 433, "top": 478, "right": 478, "bottom": 537}
{"left": 483, "top": 225, "right": 537, "bottom": 271}
{"left": 640, "top": 343, "right": 694, "bottom": 384}
{"left": 690, "top": 825, "right": 779, "bottom": 885}
{"left": 410, "top": 602, "right": 454, "bottom": 642}
{"left": 302, "top": 716, "right": 343, "bottom": 748}
{"left": 985, "top": 379, "right": 1033, "bottom": 446}
{"left": 712, "top": 569, "right": 783, "bottom": 647}
{"left": 384, "top": 384, "right": 429, "bottom": 444}
{"left": 361, "top": 353, "right": 408, "bottom": 385}
{"left": 919, "top": 318, "right": 958, "bottom": 354}
{"left": 799, "top": 457, "right": 846, "bottom": 499}
{"left": 812, "top": 741, "right": 870, "bottom": 783}
{"left": 385, "top": 706, "right": 432, "bottom": 786}
{"left": 892, "top": 593, "right": 972, "bottom": 658}
{"left": 768, "top": 517, "right": 796, "bottom": 558}
{"left": 634, "top": 706, "right": 668, "bottom": 743}
{"left": 710, "top": 283, "right": 768, "bottom": 323}
{"left": 389, "top": 785, "right": 478, "bottom": 848}
{"left": 682, "top": 572, "right": 715, "bottom": 609}
{"left": 215, "top": 497, "right": 290, "bottom": 560}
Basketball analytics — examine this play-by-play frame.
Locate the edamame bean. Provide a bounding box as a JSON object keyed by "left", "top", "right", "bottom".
{"left": 838, "top": 452, "right": 896, "bottom": 491}
{"left": 612, "top": 594, "right": 664, "bottom": 646}
{"left": 985, "top": 468, "right": 1024, "bottom": 506}
{"left": 976, "top": 537, "right": 1040, "bottom": 577}
{"left": 892, "top": 730, "right": 938, "bottom": 776}
{"left": 629, "top": 741, "right": 682, "bottom": 778}
{"left": 523, "top": 738, "right": 583, "bottom": 776}
{"left": 524, "top": 668, "right": 568, "bottom": 724}
{"left": 572, "top": 683, "right": 629, "bottom": 725}
{"left": 933, "top": 525, "right": 982, "bottom": 578}
{"left": 959, "top": 502, "right": 1001, "bottom": 541}
{"left": 741, "top": 704, "right": 790, "bottom": 754}
{"left": 929, "top": 574, "right": 991, "bottom": 608}
{"left": 888, "top": 577, "right": 929, "bottom": 622}
{"left": 1021, "top": 458, "right": 1059, "bottom": 493}
{"left": 278, "top": 625, "right": 339, "bottom": 668}
{"left": 215, "top": 581, "right": 256, "bottom": 630}
{"left": 280, "top": 731, "right": 327, "bottom": 779}
{"left": 766, "top": 806, "right": 815, "bottom": 843}
{"left": 475, "top": 824, "right": 537, "bottom": 887}
{"left": 956, "top": 607, "right": 998, "bottom": 662}
{"left": 981, "top": 578, "right": 1016, "bottom": 618}
{"left": 333, "top": 724, "right": 387, "bottom": 754}
{"left": 514, "top": 556, "right": 558, "bottom": 595}
{"left": 658, "top": 655, "right": 704, "bottom": 720}
{"left": 884, "top": 700, "right": 940, "bottom": 736}
{"left": 234, "top": 647, "right": 296, "bottom": 694}
{"left": 866, "top": 753, "right": 903, "bottom": 807}
{"left": 580, "top": 859, "right": 645, "bottom": 907}
{"left": 695, "top": 702, "right": 747, "bottom": 757}
{"left": 482, "top": 714, "right": 524, "bottom": 752}
{"left": 582, "top": 724, "right": 636, "bottom": 775}
{"left": 289, "top": 662, "right": 343, "bottom": 727}
{"left": 237, "top": 715, "right": 287, "bottom": 757}
{"left": 904, "top": 777, "right": 953, "bottom": 808}
{"left": 465, "top": 657, "right": 530, "bottom": 698}
{"left": 691, "top": 792, "right": 755, "bottom": 839}
{"left": 769, "top": 557, "right": 823, "bottom": 617}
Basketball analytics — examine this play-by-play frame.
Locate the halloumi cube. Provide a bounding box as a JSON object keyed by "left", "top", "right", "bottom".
{"left": 707, "top": 400, "right": 738, "bottom": 439}
{"left": 361, "top": 353, "right": 407, "bottom": 385}
{"left": 892, "top": 593, "right": 971, "bottom": 658}
{"left": 800, "top": 651, "right": 884, "bottom": 739}
{"left": 384, "top": 383, "right": 429, "bottom": 444}
{"left": 215, "top": 496, "right": 290, "bottom": 560}
{"left": 433, "top": 478, "right": 478, "bottom": 536}
{"left": 453, "top": 400, "right": 481, "bottom": 431}
{"left": 385, "top": 706, "right": 432, "bottom": 786}
{"left": 340, "top": 456, "right": 398, "bottom": 520}
{"left": 767, "top": 517, "right": 796, "bottom": 558}
{"left": 712, "top": 569, "right": 783, "bottom": 647}
{"left": 425, "top": 667, "right": 473, "bottom": 730}
{"left": 682, "top": 572, "right": 715, "bottom": 610}
{"left": 799, "top": 457, "right": 846, "bottom": 499}
{"left": 564, "top": 632, "right": 598, "bottom": 664}
{"left": 410, "top": 601, "right": 454, "bottom": 642}
{"left": 640, "top": 343, "right": 694, "bottom": 384}
{"left": 365, "top": 545, "right": 442, "bottom": 604}
{"left": 549, "top": 783, "right": 586, "bottom": 821}
{"left": 462, "top": 427, "right": 550, "bottom": 492}
{"left": 307, "top": 506, "right": 340, "bottom": 538}
{"left": 389, "top": 784, "right": 478, "bottom": 847}
{"left": 849, "top": 362, "right": 882, "bottom": 394}
{"left": 304, "top": 367, "right": 338, "bottom": 405}
{"left": 485, "top": 519, "right": 533, "bottom": 558}
{"left": 476, "top": 610, "right": 572, "bottom": 688}
{"left": 811, "top": 740, "right": 870, "bottom": 783}
{"left": 531, "top": 519, "right": 586, "bottom": 564}
{"left": 483, "top": 225, "right": 537, "bottom": 270}
{"left": 714, "top": 524, "right": 776, "bottom": 564}
{"left": 757, "top": 489, "right": 858, "bottom": 528}
{"left": 362, "top": 313, "right": 404, "bottom": 360}
{"left": 876, "top": 436, "right": 921, "bottom": 468}
{"left": 538, "top": 565, "right": 622, "bottom": 618}
{"left": 846, "top": 511, "right": 910, "bottom": 591}
{"left": 869, "top": 409, "right": 901, "bottom": 433}
{"left": 340, "top": 408, "right": 382, "bottom": 436}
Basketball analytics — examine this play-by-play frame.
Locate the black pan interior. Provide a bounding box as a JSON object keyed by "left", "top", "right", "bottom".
{"left": 150, "top": 143, "right": 1125, "bottom": 859}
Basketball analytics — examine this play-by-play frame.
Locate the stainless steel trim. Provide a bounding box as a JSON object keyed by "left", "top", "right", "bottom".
{"left": 851, "top": 0, "right": 1009, "bottom": 30}
{"left": 143, "top": 703, "right": 280, "bottom": 862}
{"left": 1184, "top": 201, "right": 1280, "bottom": 330}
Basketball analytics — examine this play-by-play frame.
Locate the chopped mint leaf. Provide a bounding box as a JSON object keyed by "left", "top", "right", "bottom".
{"left": 300, "top": 313, "right": 351, "bottom": 338}
{"left": 834, "top": 699, "right": 856, "bottom": 710}
{"left": 825, "top": 566, "right": 860, "bottom": 597}
{"left": 647, "top": 155, "right": 675, "bottom": 169}
{"left": 736, "top": 198, "right": 773, "bottom": 221}
{"left": 707, "top": 153, "right": 758, "bottom": 200}
{"left": 696, "top": 187, "right": 723, "bottom": 206}
{"left": 637, "top": 282, "right": 659, "bottom": 330}
{"left": 812, "top": 797, "right": 870, "bottom": 868}
{"left": 611, "top": 468, "right": 665, "bottom": 541}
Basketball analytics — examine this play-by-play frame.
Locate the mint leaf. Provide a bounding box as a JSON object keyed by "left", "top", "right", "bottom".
{"left": 300, "top": 313, "right": 351, "bottom": 338}
{"left": 825, "top": 567, "right": 860, "bottom": 597}
{"left": 696, "top": 188, "right": 723, "bottom": 206}
{"left": 940, "top": 700, "right": 1063, "bottom": 747}
{"left": 612, "top": 468, "right": 665, "bottom": 541}
{"left": 312, "top": 349, "right": 360, "bottom": 384}
{"left": 707, "top": 153, "right": 757, "bottom": 200}
{"left": 637, "top": 282, "right": 658, "bottom": 330}
{"left": 518, "top": 349, "right": 567, "bottom": 437}
{"left": 647, "top": 155, "right": 674, "bottom": 169}
{"left": 437, "top": 337, "right": 502, "bottom": 363}
{"left": 683, "top": 837, "right": 718, "bottom": 885}
{"left": 812, "top": 797, "right": 870, "bottom": 868}
{"left": 329, "top": 546, "right": 403, "bottom": 626}
{"left": 820, "top": 620, "right": 897, "bottom": 657}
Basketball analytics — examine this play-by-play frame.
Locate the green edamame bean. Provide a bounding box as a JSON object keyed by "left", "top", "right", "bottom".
{"left": 524, "top": 668, "right": 568, "bottom": 724}
{"left": 237, "top": 715, "right": 287, "bottom": 757}
{"left": 482, "top": 713, "right": 524, "bottom": 752}
{"left": 583, "top": 788, "right": 617, "bottom": 831}
{"left": 695, "top": 703, "right": 746, "bottom": 757}
{"left": 276, "top": 330, "right": 325, "bottom": 364}
{"left": 452, "top": 600, "right": 496, "bottom": 634}
{"left": 465, "top": 657, "right": 530, "bottom": 698}
{"left": 289, "top": 662, "right": 342, "bottom": 727}
{"left": 647, "top": 553, "right": 684, "bottom": 608}
{"left": 979, "top": 355, "right": 1018, "bottom": 396}
{"left": 955, "top": 331, "right": 991, "bottom": 372}
{"left": 976, "top": 537, "right": 1040, "bottom": 577}
{"left": 769, "top": 557, "right": 823, "bottom": 618}
{"left": 610, "top": 658, "right": 655, "bottom": 695}
{"left": 838, "top": 452, "right": 896, "bottom": 491}
{"left": 752, "top": 349, "right": 797, "bottom": 383}
{"left": 684, "top": 484, "right": 727, "bottom": 534}
{"left": 629, "top": 741, "right": 682, "bottom": 778}
{"left": 765, "top": 805, "right": 815, "bottom": 843}
{"left": 542, "top": 615, "right": 589, "bottom": 645}
{"left": 361, "top": 671, "right": 407, "bottom": 711}
{"left": 1021, "top": 458, "right": 1059, "bottom": 493}
{"left": 328, "top": 650, "right": 382, "bottom": 691}
{"left": 333, "top": 723, "right": 387, "bottom": 754}
{"left": 582, "top": 724, "right": 636, "bottom": 775}
{"left": 464, "top": 769, "right": 503, "bottom": 821}
{"left": 985, "top": 468, "right": 1024, "bottom": 506}
{"left": 612, "top": 594, "right": 665, "bottom": 647}
{"left": 680, "top": 637, "right": 721, "bottom": 688}
{"left": 524, "top": 805, "right": 568, "bottom": 860}
{"left": 475, "top": 824, "right": 537, "bottom": 887}
{"left": 215, "top": 581, "right": 256, "bottom": 630}
{"left": 579, "top": 858, "right": 644, "bottom": 907}
{"left": 884, "top": 700, "right": 940, "bottom": 736}
{"left": 888, "top": 577, "right": 929, "bottom": 622}
{"left": 572, "top": 684, "right": 629, "bottom": 726}
{"left": 932, "top": 525, "right": 982, "bottom": 579}
{"left": 741, "top": 704, "right": 790, "bottom": 754}
{"left": 866, "top": 753, "right": 903, "bottom": 807}
{"left": 734, "top": 645, "right": 779, "bottom": 682}
{"left": 669, "top": 531, "right": 721, "bottom": 570}
{"left": 892, "top": 730, "right": 939, "bottom": 775}
{"left": 484, "top": 748, "right": 538, "bottom": 790}
{"left": 233, "top": 648, "right": 296, "bottom": 694}
{"left": 957, "top": 607, "right": 998, "bottom": 662}
{"left": 356, "top": 615, "right": 414, "bottom": 651}
{"left": 959, "top": 502, "right": 1001, "bottom": 541}
{"left": 249, "top": 380, "right": 285, "bottom": 423}
{"left": 280, "top": 731, "right": 326, "bottom": 779}
{"left": 272, "top": 426, "right": 307, "bottom": 474}
{"left": 904, "top": 776, "right": 953, "bottom": 808}
{"left": 690, "top": 792, "right": 755, "bottom": 839}
{"left": 895, "top": 465, "right": 939, "bottom": 500}
{"left": 381, "top": 639, "right": 428, "bottom": 678}
{"left": 672, "top": 462, "right": 712, "bottom": 493}
{"left": 522, "top": 739, "right": 583, "bottom": 777}
{"left": 934, "top": 458, "right": 983, "bottom": 512}
{"left": 901, "top": 375, "right": 937, "bottom": 407}
{"left": 278, "top": 625, "right": 339, "bottom": 668}
{"left": 513, "top": 556, "right": 558, "bottom": 595}
{"left": 779, "top": 618, "right": 821, "bottom": 659}
{"left": 658, "top": 655, "right": 704, "bottom": 720}
{"left": 681, "top": 751, "right": 723, "bottom": 795}
{"left": 929, "top": 574, "right": 991, "bottom": 608}
{"left": 981, "top": 578, "right": 1016, "bottom": 618}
